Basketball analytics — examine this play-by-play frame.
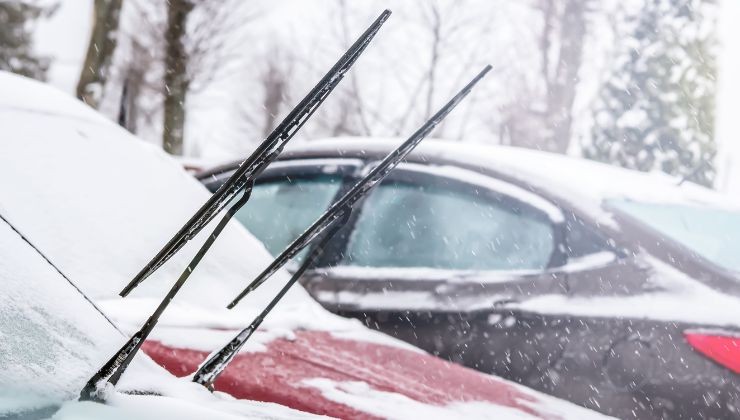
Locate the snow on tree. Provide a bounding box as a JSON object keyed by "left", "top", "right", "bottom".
{"left": 585, "top": 0, "right": 718, "bottom": 186}
{"left": 0, "top": 1, "right": 52, "bottom": 80}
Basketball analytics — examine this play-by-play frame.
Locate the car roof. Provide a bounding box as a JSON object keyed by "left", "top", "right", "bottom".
{"left": 272, "top": 137, "right": 740, "bottom": 228}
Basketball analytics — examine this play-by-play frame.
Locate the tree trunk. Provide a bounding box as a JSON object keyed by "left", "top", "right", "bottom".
{"left": 545, "top": 0, "right": 587, "bottom": 153}
{"left": 162, "top": 0, "right": 193, "bottom": 156}
{"left": 76, "top": 0, "right": 122, "bottom": 108}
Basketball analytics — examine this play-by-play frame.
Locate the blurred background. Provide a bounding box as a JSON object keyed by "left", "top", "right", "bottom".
{"left": 3, "top": 0, "right": 739, "bottom": 192}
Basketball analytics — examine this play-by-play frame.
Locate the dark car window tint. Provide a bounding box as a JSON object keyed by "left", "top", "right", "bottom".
{"left": 564, "top": 214, "right": 614, "bottom": 258}
{"left": 236, "top": 174, "right": 343, "bottom": 259}
{"left": 342, "top": 181, "right": 554, "bottom": 270}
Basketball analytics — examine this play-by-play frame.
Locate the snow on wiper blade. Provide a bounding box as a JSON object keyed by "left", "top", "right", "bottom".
{"left": 226, "top": 64, "right": 492, "bottom": 310}
{"left": 79, "top": 10, "right": 391, "bottom": 402}
{"left": 190, "top": 66, "right": 491, "bottom": 389}
{"left": 118, "top": 8, "right": 392, "bottom": 298}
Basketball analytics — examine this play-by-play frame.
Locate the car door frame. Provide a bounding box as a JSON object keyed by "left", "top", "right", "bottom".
{"left": 295, "top": 161, "right": 575, "bottom": 367}
{"left": 201, "top": 157, "right": 366, "bottom": 269}
{"left": 302, "top": 161, "right": 571, "bottom": 311}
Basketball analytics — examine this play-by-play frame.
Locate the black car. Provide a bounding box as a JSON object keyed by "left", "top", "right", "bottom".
{"left": 198, "top": 138, "right": 740, "bottom": 419}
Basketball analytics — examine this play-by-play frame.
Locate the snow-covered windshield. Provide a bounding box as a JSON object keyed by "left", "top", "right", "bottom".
{"left": 0, "top": 219, "right": 122, "bottom": 417}
{"left": 611, "top": 199, "right": 740, "bottom": 273}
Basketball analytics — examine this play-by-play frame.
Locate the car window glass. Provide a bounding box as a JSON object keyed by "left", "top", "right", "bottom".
{"left": 611, "top": 199, "right": 740, "bottom": 273}
{"left": 235, "top": 174, "right": 343, "bottom": 261}
{"left": 0, "top": 221, "right": 122, "bottom": 416}
{"left": 341, "top": 180, "right": 554, "bottom": 271}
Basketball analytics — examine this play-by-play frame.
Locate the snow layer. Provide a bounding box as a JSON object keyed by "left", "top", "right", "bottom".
{"left": 0, "top": 200, "right": 319, "bottom": 419}
{"left": 302, "top": 379, "right": 609, "bottom": 420}
{"left": 397, "top": 162, "right": 564, "bottom": 223}
{"left": 288, "top": 138, "right": 740, "bottom": 228}
{"left": 0, "top": 72, "right": 357, "bottom": 419}
{"left": 515, "top": 254, "right": 740, "bottom": 327}
{"left": 0, "top": 219, "right": 122, "bottom": 414}
{"left": 53, "top": 385, "right": 326, "bottom": 420}
{"left": 0, "top": 72, "right": 389, "bottom": 348}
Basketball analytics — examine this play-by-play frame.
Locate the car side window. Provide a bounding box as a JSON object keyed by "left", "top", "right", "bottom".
{"left": 341, "top": 180, "right": 555, "bottom": 271}
{"left": 236, "top": 174, "right": 343, "bottom": 258}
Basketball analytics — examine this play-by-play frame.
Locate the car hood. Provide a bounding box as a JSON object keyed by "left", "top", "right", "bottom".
{"left": 0, "top": 71, "right": 348, "bottom": 335}
{"left": 0, "top": 195, "right": 321, "bottom": 419}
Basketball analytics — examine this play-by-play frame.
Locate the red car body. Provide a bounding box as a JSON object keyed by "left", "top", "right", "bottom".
{"left": 144, "top": 330, "right": 553, "bottom": 419}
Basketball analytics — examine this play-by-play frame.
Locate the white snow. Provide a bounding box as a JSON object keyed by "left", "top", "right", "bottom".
{"left": 557, "top": 251, "right": 617, "bottom": 273}
{"left": 33, "top": 0, "right": 93, "bottom": 93}
{"left": 316, "top": 265, "right": 542, "bottom": 283}
{"left": 313, "top": 253, "right": 617, "bottom": 312}
{"left": 52, "top": 388, "right": 326, "bottom": 420}
{"left": 715, "top": 0, "right": 740, "bottom": 195}
{"left": 302, "top": 379, "right": 539, "bottom": 420}
{"left": 396, "top": 162, "right": 565, "bottom": 223}
{"left": 291, "top": 138, "right": 740, "bottom": 229}
{"left": 0, "top": 72, "right": 403, "bottom": 353}
{"left": 0, "top": 218, "right": 122, "bottom": 412}
{"left": 302, "top": 378, "right": 611, "bottom": 420}
{"left": 514, "top": 254, "right": 740, "bottom": 328}
{"left": 0, "top": 195, "right": 320, "bottom": 419}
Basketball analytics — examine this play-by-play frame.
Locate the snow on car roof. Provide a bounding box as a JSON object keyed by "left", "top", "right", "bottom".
{"left": 0, "top": 72, "right": 400, "bottom": 349}
{"left": 285, "top": 137, "right": 740, "bottom": 227}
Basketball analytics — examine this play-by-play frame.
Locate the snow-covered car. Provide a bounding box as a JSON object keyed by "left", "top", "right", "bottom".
{"left": 199, "top": 138, "right": 740, "bottom": 419}
{"left": 0, "top": 72, "right": 608, "bottom": 419}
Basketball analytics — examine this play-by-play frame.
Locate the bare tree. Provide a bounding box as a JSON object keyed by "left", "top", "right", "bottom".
{"left": 259, "top": 49, "right": 294, "bottom": 137}
{"left": 544, "top": 0, "right": 589, "bottom": 153}
{"left": 161, "top": 0, "right": 192, "bottom": 155}
{"left": 110, "top": 0, "right": 257, "bottom": 154}
{"left": 77, "top": 0, "right": 123, "bottom": 108}
{"left": 503, "top": 0, "right": 591, "bottom": 153}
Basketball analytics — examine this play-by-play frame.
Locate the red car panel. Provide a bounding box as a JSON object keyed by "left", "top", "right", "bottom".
{"left": 144, "top": 330, "right": 556, "bottom": 419}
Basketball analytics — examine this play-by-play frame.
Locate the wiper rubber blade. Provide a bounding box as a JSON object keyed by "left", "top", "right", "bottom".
{"left": 195, "top": 65, "right": 490, "bottom": 388}
{"left": 226, "top": 64, "right": 492, "bottom": 310}
{"left": 79, "top": 10, "right": 391, "bottom": 402}
{"left": 193, "top": 211, "right": 350, "bottom": 389}
{"left": 118, "top": 8, "right": 392, "bottom": 298}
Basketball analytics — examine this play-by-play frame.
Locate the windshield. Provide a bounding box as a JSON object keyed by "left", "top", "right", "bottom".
{"left": 0, "top": 219, "right": 122, "bottom": 417}
{"left": 611, "top": 200, "right": 740, "bottom": 273}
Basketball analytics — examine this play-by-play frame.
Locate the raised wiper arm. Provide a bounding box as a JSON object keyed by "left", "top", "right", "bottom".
{"left": 79, "top": 10, "right": 391, "bottom": 402}
{"left": 193, "top": 211, "right": 350, "bottom": 389}
{"left": 119, "top": 9, "right": 392, "bottom": 298}
{"left": 193, "top": 66, "right": 491, "bottom": 389}
{"left": 227, "top": 64, "right": 492, "bottom": 310}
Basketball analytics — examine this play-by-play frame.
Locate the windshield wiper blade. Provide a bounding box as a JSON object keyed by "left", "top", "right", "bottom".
{"left": 79, "top": 10, "right": 391, "bottom": 402}
{"left": 193, "top": 211, "right": 350, "bottom": 389}
{"left": 118, "top": 8, "right": 392, "bottom": 298}
{"left": 191, "top": 66, "right": 491, "bottom": 389}
{"left": 226, "top": 65, "right": 492, "bottom": 310}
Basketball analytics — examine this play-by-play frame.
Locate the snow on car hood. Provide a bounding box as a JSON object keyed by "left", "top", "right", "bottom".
{"left": 0, "top": 72, "right": 386, "bottom": 345}
{"left": 0, "top": 203, "right": 321, "bottom": 419}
